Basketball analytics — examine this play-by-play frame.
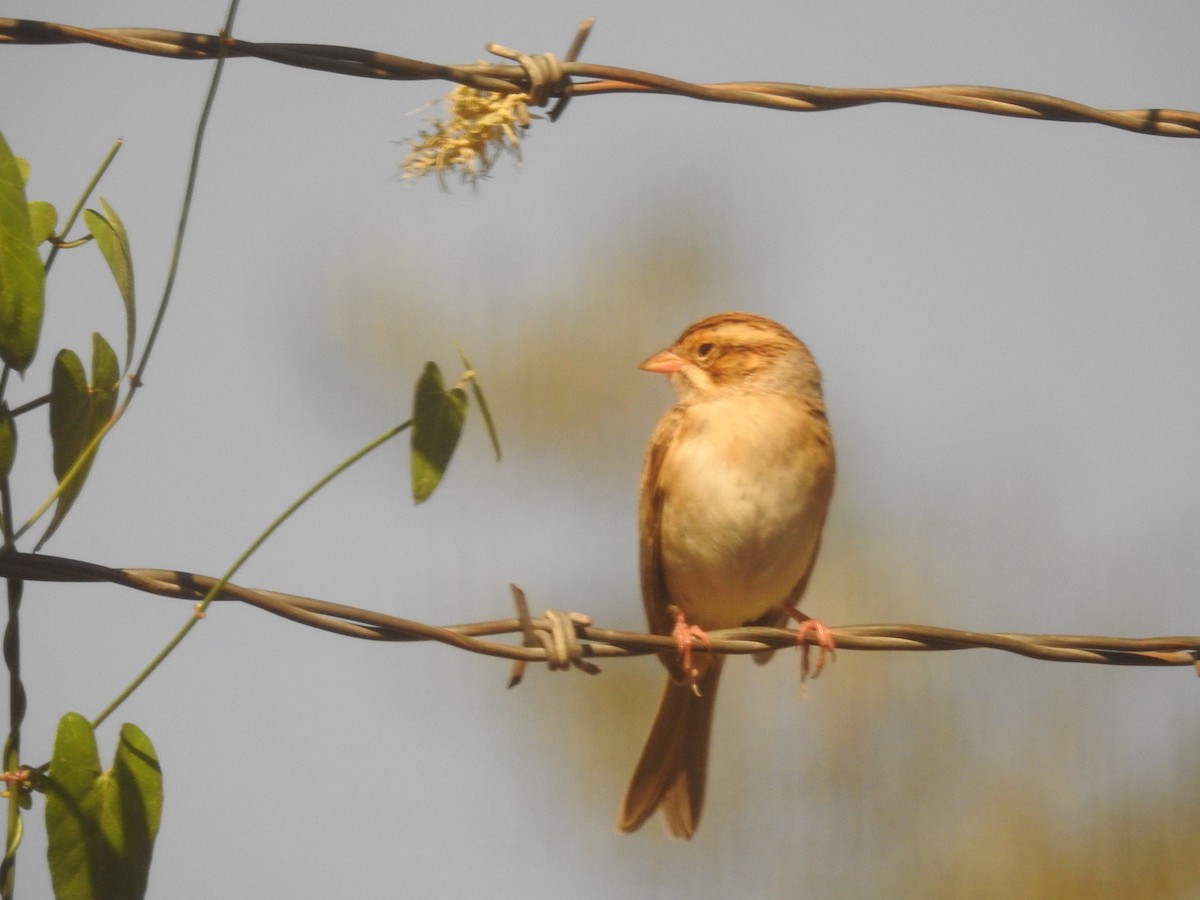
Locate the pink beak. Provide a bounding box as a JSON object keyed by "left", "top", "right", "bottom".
{"left": 639, "top": 349, "right": 687, "bottom": 374}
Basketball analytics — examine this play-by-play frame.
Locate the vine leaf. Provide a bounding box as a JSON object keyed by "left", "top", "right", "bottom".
{"left": 454, "top": 345, "right": 501, "bottom": 461}
{"left": 83, "top": 200, "right": 136, "bottom": 371}
{"left": 0, "top": 130, "right": 45, "bottom": 373}
{"left": 0, "top": 406, "right": 14, "bottom": 483}
{"left": 45, "top": 714, "right": 162, "bottom": 900}
{"left": 40, "top": 333, "right": 120, "bottom": 548}
{"left": 0, "top": 406, "right": 13, "bottom": 535}
{"left": 28, "top": 200, "right": 57, "bottom": 246}
{"left": 410, "top": 361, "right": 467, "bottom": 503}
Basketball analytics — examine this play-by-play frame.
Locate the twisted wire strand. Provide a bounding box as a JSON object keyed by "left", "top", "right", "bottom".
{"left": 1, "top": 553, "right": 1195, "bottom": 673}
{"left": 1, "top": 18, "right": 1197, "bottom": 138}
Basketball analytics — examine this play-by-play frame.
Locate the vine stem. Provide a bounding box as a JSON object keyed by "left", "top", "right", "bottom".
{"left": 0, "top": 1, "right": 245, "bottom": 895}
{"left": 90, "top": 419, "right": 411, "bottom": 731}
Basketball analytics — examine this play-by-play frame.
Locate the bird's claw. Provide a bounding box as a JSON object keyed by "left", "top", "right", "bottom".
{"left": 670, "top": 608, "right": 712, "bottom": 695}
{"left": 787, "top": 610, "right": 836, "bottom": 684}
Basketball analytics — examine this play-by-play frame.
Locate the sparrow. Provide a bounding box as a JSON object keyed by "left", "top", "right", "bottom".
{"left": 617, "top": 311, "right": 836, "bottom": 838}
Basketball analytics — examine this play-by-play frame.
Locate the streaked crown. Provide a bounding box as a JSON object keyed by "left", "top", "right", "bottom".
{"left": 648, "top": 311, "right": 823, "bottom": 403}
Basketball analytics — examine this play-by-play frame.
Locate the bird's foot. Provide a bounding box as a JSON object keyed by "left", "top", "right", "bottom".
{"left": 669, "top": 607, "right": 712, "bottom": 696}
{"left": 786, "top": 609, "right": 836, "bottom": 683}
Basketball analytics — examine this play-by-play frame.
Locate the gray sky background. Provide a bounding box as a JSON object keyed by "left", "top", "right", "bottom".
{"left": 3, "top": 1, "right": 1199, "bottom": 897}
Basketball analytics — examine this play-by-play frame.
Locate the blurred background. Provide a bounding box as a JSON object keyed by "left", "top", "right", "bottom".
{"left": 3, "top": 0, "right": 1198, "bottom": 896}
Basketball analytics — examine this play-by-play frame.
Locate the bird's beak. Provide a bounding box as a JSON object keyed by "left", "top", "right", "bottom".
{"left": 639, "top": 349, "right": 687, "bottom": 373}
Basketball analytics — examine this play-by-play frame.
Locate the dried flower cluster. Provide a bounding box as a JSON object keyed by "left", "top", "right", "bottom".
{"left": 402, "top": 85, "right": 537, "bottom": 186}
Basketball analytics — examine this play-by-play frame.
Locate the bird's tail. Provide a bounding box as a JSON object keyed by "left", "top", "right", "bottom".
{"left": 617, "top": 658, "right": 723, "bottom": 839}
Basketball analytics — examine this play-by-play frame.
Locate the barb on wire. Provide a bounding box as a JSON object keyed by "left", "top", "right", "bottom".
{"left": 1, "top": 552, "right": 1196, "bottom": 676}
{"left": 1, "top": 17, "right": 1197, "bottom": 139}
{"left": 507, "top": 584, "right": 600, "bottom": 687}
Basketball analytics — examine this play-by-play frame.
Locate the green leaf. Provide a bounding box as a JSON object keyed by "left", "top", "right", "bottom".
{"left": 45, "top": 348, "right": 90, "bottom": 543}
{"left": 454, "top": 345, "right": 501, "bottom": 461}
{"left": 45, "top": 714, "right": 163, "bottom": 900}
{"left": 0, "top": 406, "right": 14, "bottom": 483}
{"left": 91, "top": 332, "right": 121, "bottom": 410}
{"left": 83, "top": 200, "right": 135, "bottom": 371}
{"left": 0, "top": 130, "right": 46, "bottom": 372}
{"left": 29, "top": 200, "right": 58, "bottom": 246}
{"left": 40, "top": 334, "right": 120, "bottom": 548}
{"left": 0, "top": 405, "right": 13, "bottom": 535}
{"left": 410, "top": 361, "right": 467, "bottom": 503}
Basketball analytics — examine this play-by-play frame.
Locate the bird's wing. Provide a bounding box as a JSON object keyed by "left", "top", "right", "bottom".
{"left": 639, "top": 405, "right": 685, "bottom": 640}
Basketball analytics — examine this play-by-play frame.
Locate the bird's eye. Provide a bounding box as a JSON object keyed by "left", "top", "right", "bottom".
{"left": 696, "top": 342, "right": 715, "bottom": 358}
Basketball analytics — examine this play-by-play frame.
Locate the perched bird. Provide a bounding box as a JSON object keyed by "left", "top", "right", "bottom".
{"left": 617, "top": 311, "right": 836, "bottom": 838}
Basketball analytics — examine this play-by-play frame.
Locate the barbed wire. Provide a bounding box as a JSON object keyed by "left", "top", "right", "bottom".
{"left": 2, "top": 552, "right": 1196, "bottom": 682}
{"left": 2, "top": 17, "right": 1198, "bottom": 139}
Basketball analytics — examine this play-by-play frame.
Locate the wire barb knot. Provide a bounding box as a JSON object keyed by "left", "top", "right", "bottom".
{"left": 507, "top": 584, "right": 601, "bottom": 687}
{"left": 486, "top": 44, "right": 564, "bottom": 109}
{"left": 541, "top": 608, "right": 598, "bottom": 673}
{"left": 486, "top": 17, "right": 594, "bottom": 122}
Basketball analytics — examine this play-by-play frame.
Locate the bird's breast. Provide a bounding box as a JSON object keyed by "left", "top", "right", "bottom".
{"left": 655, "top": 394, "right": 834, "bottom": 630}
